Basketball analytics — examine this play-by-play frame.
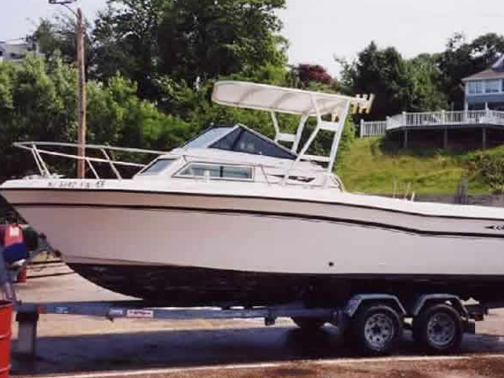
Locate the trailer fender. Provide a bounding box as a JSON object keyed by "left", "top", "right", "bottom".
{"left": 412, "top": 294, "right": 468, "bottom": 318}
{"left": 344, "top": 294, "right": 406, "bottom": 318}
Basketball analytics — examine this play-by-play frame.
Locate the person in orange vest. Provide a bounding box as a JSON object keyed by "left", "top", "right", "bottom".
{"left": 1, "top": 212, "right": 28, "bottom": 264}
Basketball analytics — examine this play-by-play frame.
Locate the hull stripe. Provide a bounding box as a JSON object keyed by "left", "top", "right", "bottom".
{"left": 3, "top": 187, "right": 504, "bottom": 222}
{"left": 12, "top": 202, "right": 504, "bottom": 240}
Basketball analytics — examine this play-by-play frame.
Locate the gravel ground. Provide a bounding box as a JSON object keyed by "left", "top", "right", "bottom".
{"left": 11, "top": 264, "right": 504, "bottom": 378}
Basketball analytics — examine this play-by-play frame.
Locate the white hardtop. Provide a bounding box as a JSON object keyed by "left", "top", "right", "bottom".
{"left": 212, "top": 81, "right": 371, "bottom": 117}
{"left": 212, "top": 81, "right": 373, "bottom": 175}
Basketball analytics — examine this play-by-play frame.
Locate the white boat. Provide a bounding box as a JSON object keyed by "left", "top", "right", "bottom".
{"left": 2, "top": 81, "right": 504, "bottom": 307}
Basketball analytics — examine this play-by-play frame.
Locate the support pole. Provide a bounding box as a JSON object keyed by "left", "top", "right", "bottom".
{"left": 77, "top": 8, "right": 87, "bottom": 178}
{"left": 403, "top": 129, "right": 408, "bottom": 149}
{"left": 16, "top": 311, "right": 39, "bottom": 358}
{"left": 482, "top": 127, "right": 487, "bottom": 149}
{"left": 443, "top": 128, "right": 448, "bottom": 149}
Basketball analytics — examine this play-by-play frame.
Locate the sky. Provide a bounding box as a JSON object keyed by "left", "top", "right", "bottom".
{"left": 1, "top": 0, "right": 503, "bottom": 76}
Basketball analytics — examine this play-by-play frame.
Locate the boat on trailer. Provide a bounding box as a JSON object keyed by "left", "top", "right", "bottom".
{"left": 2, "top": 81, "right": 504, "bottom": 308}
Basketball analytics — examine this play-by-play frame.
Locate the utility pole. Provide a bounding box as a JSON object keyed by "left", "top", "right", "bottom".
{"left": 49, "top": 0, "right": 86, "bottom": 178}
{"left": 76, "top": 8, "right": 86, "bottom": 178}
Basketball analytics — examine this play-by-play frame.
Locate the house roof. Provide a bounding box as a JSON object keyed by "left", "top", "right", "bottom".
{"left": 463, "top": 55, "right": 504, "bottom": 81}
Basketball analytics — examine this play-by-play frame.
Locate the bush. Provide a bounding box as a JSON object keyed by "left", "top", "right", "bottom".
{"left": 467, "top": 152, "right": 504, "bottom": 193}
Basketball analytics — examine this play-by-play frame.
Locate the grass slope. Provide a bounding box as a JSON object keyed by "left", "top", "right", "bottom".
{"left": 337, "top": 137, "right": 491, "bottom": 195}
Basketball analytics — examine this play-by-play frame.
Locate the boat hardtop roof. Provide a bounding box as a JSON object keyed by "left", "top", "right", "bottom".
{"left": 212, "top": 81, "right": 371, "bottom": 117}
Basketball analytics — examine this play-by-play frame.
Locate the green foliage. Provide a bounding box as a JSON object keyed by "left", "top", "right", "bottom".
{"left": 340, "top": 33, "right": 504, "bottom": 119}
{"left": 436, "top": 33, "right": 504, "bottom": 109}
{"left": 407, "top": 54, "right": 448, "bottom": 111}
{"left": 338, "top": 137, "right": 489, "bottom": 195}
{"left": 0, "top": 56, "right": 191, "bottom": 182}
{"left": 466, "top": 148, "right": 504, "bottom": 194}
{"left": 0, "top": 55, "right": 78, "bottom": 181}
{"left": 335, "top": 116, "right": 356, "bottom": 173}
{"left": 339, "top": 42, "right": 414, "bottom": 119}
{"left": 34, "top": 16, "right": 94, "bottom": 74}
{"left": 88, "top": 0, "right": 287, "bottom": 99}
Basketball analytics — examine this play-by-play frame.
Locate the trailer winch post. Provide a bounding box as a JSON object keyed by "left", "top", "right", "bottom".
{"left": 16, "top": 310, "right": 39, "bottom": 357}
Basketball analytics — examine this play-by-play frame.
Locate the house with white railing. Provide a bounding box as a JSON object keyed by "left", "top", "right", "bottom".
{"left": 360, "top": 56, "right": 504, "bottom": 148}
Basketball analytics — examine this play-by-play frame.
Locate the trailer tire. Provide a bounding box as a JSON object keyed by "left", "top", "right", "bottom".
{"left": 413, "top": 304, "right": 462, "bottom": 353}
{"left": 352, "top": 304, "right": 402, "bottom": 355}
{"left": 291, "top": 317, "right": 325, "bottom": 331}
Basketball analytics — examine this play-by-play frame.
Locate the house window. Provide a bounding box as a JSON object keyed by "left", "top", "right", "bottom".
{"left": 468, "top": 81, "right": 483, "bottom": 94}
{"left": 485, "top": 80, "right": 501, "bottom": 93}
{"left": 177, "top": 163, "right": 253, "bottom": 181}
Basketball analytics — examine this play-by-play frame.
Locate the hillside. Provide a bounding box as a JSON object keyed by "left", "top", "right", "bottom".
{"left": 337, "top": 137, "right": 496, "bottom": 195}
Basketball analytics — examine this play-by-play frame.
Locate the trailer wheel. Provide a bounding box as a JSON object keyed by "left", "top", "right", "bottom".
{"left": 352, "top": 305, "right": 402, "bottom": 355}
{"left": 291, "top": 317, "right": 325, "bottom": 331}
{"left": 413, "top": 304, "right": 462, "bottom": 353}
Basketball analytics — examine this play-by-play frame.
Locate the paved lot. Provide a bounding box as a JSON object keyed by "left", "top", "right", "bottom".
{"left": 11, "top": 263, "right": 504, "bottom": 378}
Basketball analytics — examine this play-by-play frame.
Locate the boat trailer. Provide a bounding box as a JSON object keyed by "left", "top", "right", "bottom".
{"left": 1, "top": 237, "right": 496, "bottom": 358}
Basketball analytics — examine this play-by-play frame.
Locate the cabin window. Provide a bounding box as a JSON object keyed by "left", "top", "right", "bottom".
{"left": 485, "top": 80, "right": 501, "bottom": 94}
{"left": 468, "top": 81, "right": 483, "bottom": 94}
{"left": 177, "top": 163, "right": 253, "bottom": 180}
{"left": 138, "top": 159, "right": 175, "bottom": 175}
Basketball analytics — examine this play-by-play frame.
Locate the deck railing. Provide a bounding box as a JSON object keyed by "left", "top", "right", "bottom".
{"left": 360, "top": 109, "right": 504, "bottom": 137}
{"left": 358, "top": 121, "right": 387, "bottom": 137}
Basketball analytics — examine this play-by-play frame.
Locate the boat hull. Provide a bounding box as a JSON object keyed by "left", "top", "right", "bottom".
{"left": 4, "top": 185, "right": 504, "bottom": 305}
{"left": 68, "top": 262, "right": 504, "bottom": 306}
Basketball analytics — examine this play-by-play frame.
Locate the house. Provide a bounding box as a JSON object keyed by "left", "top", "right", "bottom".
{"left": 0, "top": 39, "right": 39, "bottom": 64}
{"left": 463, "top": 56, "right": 504, "bottom": 111}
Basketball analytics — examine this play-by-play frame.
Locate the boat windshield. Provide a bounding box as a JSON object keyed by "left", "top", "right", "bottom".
{"left": 210, "top": 127, "right": 295, "bottom": 159}
{"left": 184, "top": 127, "right": 232, "bottom": 149}
{"left": 138, "top": 159, "right": 176, "bottom": 175}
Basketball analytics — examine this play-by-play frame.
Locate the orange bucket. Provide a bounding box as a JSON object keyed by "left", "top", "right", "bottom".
{"left": 16, "top": 268, "right": 27, "bottom": 283}
{"left": 0, "top": 301, "right": 12, "bottom": 378}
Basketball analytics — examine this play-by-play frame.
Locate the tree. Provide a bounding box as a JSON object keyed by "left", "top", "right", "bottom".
{"left": 93, "top": 0, "right": 166, "bottom": 99}
{"left": 0, "top": 55, "right": 191, "bottom": 182}
{"left": 340, "top": 42, "right": 414, "bottom": 119}
{"left": 407, "top": 54, "right": 447, "bottom": 112}
{"left": 294, "top": 64, "right": 333, "bottom": 88}
{"left": 0, "top": 55, "right": 78, "bottom": 181}
{"left": 157, "top": 0, "right": 287, "bottom": 86}
{"left": 438, "top": 33, "right": 504, "bottom": 109}
{"left": 33, "top": 15, "right": 95, "bottom": 75}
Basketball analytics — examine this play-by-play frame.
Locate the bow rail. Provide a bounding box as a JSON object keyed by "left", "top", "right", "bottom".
{"left": 13, "top": 141, "right": 167, "bottom": 180}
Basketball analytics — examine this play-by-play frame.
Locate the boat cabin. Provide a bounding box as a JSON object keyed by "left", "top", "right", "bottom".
{"left": 134, "top": 124, "right": 343, "bottom": 189}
